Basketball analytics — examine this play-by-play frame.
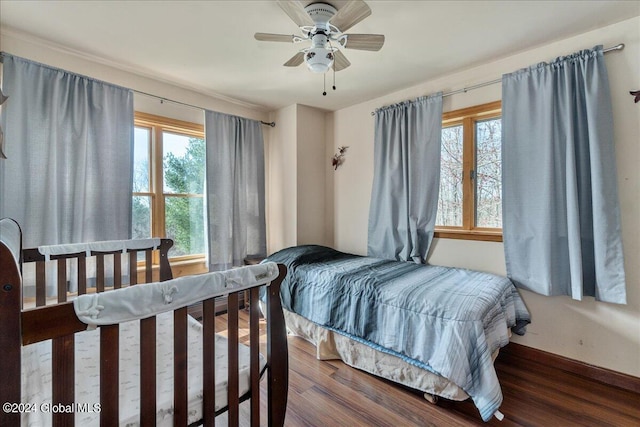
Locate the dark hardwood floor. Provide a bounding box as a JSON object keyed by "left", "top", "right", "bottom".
{"left": 216, "top": 309, "right": 640, "bottom": 427}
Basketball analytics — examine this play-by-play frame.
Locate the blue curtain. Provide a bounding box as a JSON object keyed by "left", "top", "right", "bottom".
{"left": 0, "top": 54, "right": 134, "bottom": 247}
{"left": 501, "top": 46, "right": 626, "bottom": 304}
{"left": 204, "top": 111, "right": 266, "bottom": 271}
{"left": 368, "top": 94, "right": 442, "bottom": 263}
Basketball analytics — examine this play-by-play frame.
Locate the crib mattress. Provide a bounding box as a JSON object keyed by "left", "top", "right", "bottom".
{"left": 21, "top": 311, "right": 266, "bottom": 426}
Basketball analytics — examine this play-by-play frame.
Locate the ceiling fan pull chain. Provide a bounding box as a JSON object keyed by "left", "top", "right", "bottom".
{"left": 323, "top": 73, "right": 327, "bottom": 96}
{"left": 327, "top": 37, "right": 337, "bottom": 92}
{"left": 333, "top": 65, "right": 336, "bottom": 91}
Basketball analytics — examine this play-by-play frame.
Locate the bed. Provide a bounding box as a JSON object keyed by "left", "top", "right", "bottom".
{"left": 264, "top": 244, "right": 531, "bottom": 422}
{"left": 0, "top": 218, "right": 289, "bottom": 426}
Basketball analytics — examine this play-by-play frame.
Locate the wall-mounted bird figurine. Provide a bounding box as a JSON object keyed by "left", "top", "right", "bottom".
{"left": 630, "top": 90, "right": 640, "bottom": 103}
{"left": 332, "top": 146, "right": 349, "bottom": 170}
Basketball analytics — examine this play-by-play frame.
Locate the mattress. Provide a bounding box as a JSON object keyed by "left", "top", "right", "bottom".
{"left": 20, "top": 311, "right": 266, "bottom": 426}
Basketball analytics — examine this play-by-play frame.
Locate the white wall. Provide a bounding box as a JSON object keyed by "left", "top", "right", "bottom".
{"left": 267, "top": 104, "right": 329, "bottom": 253}
{"left": 330, "top": 17, "right": 640, "bottom": 377}
{"left": 267, "top": 105, "right": 298, "bottom": 252}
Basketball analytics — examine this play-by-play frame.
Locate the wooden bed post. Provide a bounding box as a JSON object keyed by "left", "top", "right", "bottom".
{"left": 0, "top": 242, "right": 22, "bottom": 426}
{"left": 267, "top": 264, "right": 288, "bottom": 427}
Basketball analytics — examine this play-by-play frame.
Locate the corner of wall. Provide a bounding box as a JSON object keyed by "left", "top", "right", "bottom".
{"left": 324, "top": 111, "right": 335, "bottom": 248}
{"left": 295, "top": 105, "right": 328, "bottom": 246}
{"left": 266, "top": 104, "right": 298, "bottom": 253}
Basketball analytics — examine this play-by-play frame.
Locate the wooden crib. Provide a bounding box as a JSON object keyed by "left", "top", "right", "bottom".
{"left": 0, "top": 218, "right": 288, "bottom": 426}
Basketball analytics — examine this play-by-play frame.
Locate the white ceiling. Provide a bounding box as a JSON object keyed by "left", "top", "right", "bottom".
{"left": 1, "top": 1, "right": 639, "bottom": 112}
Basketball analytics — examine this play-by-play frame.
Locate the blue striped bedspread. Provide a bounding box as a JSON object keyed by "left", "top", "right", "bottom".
{"left": 265, "top": 245, "right": 531, "bottom": 422}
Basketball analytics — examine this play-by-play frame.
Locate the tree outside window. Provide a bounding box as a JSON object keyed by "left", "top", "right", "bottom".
{"left": 132, "top": 113, "right": 206, "bottom": 259}
{"left": 435, "top": 101, "right": 502, "bottom": 241}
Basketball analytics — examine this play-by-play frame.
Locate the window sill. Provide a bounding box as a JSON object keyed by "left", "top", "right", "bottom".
{"left": 169, "top": 257, "right": 208, "bottom": 277}
{"left": 434, "top": 229, "right": 503, "bottom": 242}
{"left": 169, "top": 256, "right": 205, "bottom": 267}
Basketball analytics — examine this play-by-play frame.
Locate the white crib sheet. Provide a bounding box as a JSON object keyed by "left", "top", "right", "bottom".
{"left": 21, "top": 311, "right": 266, "bottom": 426}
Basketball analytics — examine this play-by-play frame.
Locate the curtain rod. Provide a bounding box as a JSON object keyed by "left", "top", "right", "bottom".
{"left": 134, "top": 89, "right": 276, "bottom": 127}
{"left": 0, "top": 52, "right": 276, "bottom": 128}
{"left": 371, "top": 43, "right": 625, "bottom": 116}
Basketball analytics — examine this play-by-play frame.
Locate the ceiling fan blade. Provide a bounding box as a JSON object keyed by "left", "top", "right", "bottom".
{"left": 330, "top": 0, "right": 371, "bottom": 32}
{"left": 255, "top": 32, "right": 296, "bottom": 43}
{"left": 333, "top": 50, "right": 351, "bottom": 71}
{"left": 276, "top": 0, "right": 314, "bottom": 27}
{"left": 284, "top": 52, "right": 305, "bottom": 67}
{"left": 342, "top": 34, "right": 385, "bottom": 51}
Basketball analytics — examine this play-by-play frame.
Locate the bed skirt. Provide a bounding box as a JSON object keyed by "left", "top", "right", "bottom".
{"left": 283, "top": 309, "right": 472, "bottom": 402}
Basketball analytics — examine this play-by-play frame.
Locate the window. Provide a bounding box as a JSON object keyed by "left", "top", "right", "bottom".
{"left": 132, "top": 112, "right": 206, "bottom": 260}
{"left": 435, "top": 101, "right": 502, "bottom": 241}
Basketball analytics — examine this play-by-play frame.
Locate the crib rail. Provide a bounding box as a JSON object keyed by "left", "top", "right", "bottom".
{"left": 22, "top": 238, "right": 173, "bottom": 307}
{"left": 0, "top": 232, "right": 288, "bottom": 427}
{"left": 5, "top": 268, "right": 287, "bottom": 426}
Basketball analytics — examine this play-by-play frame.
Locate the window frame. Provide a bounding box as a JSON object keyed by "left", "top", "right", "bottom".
{"left": 133, "top": 112, "right": 207, "bottom": 263}
{"left": 435, "top": 101, "right": 503, "bottom": 242}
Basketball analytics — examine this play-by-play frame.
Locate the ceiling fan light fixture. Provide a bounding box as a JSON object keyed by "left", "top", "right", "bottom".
{"left": 305, "top": 47, "right": 334, "bottom": 73}
{"left": 256, "top": 0, "right": 384, "bottom": 77}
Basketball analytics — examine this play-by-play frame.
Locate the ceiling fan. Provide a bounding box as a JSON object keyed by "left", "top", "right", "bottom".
{"left": 255, "top": 0, "right": 385, "bottom": 76}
